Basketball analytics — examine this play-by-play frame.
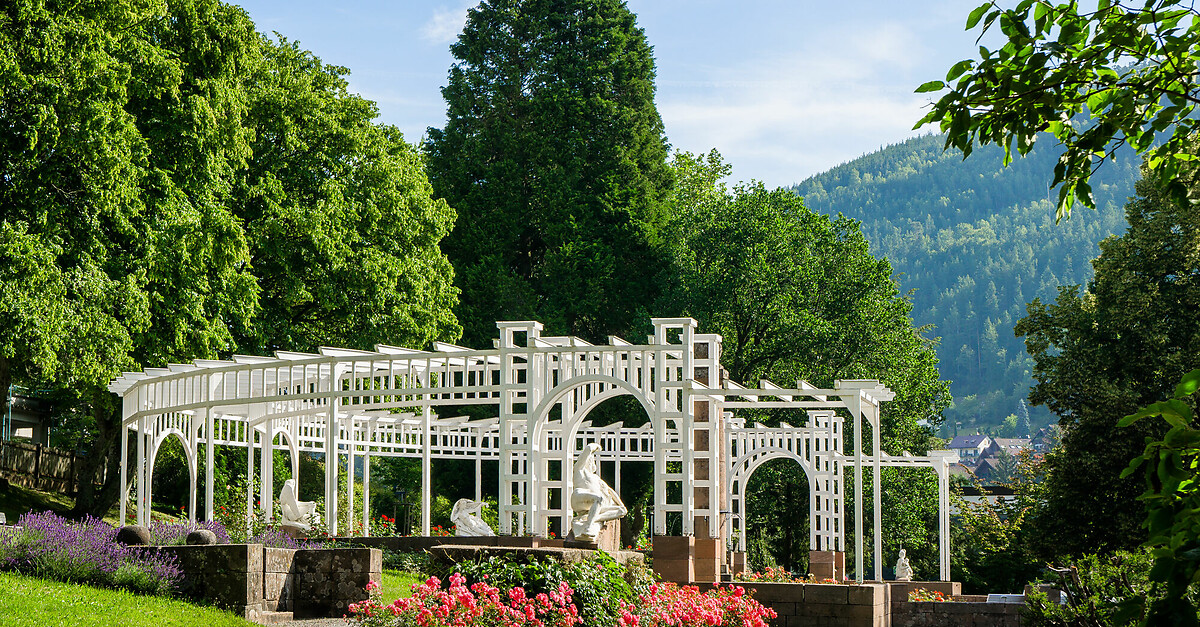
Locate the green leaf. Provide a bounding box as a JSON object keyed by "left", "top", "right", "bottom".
{"left": 916, "top": 80, "right": 946, "bottom": 93}
{"left": 1174, "top": 369, "right": 1200, "bottom": 399}
{"left": 966, "top": 3, "right": 991, "bottom": 30}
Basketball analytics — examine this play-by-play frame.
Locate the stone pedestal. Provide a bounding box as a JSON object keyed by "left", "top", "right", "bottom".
{"left": 808, "top": 549, "right": 844, "bottom": 581}
{"left": 693, "top": 537, "right": 722, "bottom": 583}
{"left": 652, "top": 536, "right": 694, "bottom": 583}
{"left": 594, "top": 520, "right": 620, "bottom": 553}
{"left": 728, "top": 551, "right": 748, "bottom": 577}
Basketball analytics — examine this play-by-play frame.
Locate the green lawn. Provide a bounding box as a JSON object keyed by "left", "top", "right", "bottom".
{"left": 0, "top": 572, "right": 258, "bottom": 627}
{"left": 380, "top": 569, "right": 424, "bottom": 604}
{"left": 0, "top": 483, "right": 76, "bottom": 523}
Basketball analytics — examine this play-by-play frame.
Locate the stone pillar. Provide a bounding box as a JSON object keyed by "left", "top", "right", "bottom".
{"left": 653, "top": 536, "right": 694, "bottom": 583}
{"left": 809, "top": 549, "right": 845, "bottom": 581}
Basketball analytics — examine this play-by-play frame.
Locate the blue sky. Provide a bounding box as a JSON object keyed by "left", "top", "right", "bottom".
{"left": 233, "top": 0, "right": 986, "bottom": 187}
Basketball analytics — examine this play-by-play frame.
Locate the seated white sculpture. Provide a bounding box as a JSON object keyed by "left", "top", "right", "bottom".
{"left": 451, "top": 499, "right": 495, "bottom": 536}
{"left": 570, "top": 442, "right": 627, "bottom": 542}
{"left": 895, "top": 548, "right": 914, "bottom": 581}
{"left": 279, "top": 478, "right": 317, "bottom": 530}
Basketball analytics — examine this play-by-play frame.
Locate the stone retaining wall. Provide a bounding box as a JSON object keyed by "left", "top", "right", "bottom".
{"left": 890, "top": 600, "right": 1023, "bottom": 627}
{"left": 156, "top": 544, "right": 381, "bottom": 620}
{"left": 741, "top": 582, "right": 1024, "bottom": 627}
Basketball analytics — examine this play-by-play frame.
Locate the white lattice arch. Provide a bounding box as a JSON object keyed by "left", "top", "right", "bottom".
{"left": 147, "top": 429, "right": 198, "bottom": 523}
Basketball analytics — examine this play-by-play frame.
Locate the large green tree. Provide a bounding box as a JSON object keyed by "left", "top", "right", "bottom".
{"left": 1014, "top": 165, "right": 1200, "bottom": 557}
{"left": 424, "top": 0, "right": 673, "bottom": 346}
{"left": 663, "top": 152, "right": 951, "bottom": 576}
{"left": 917, "top": 0, "right": 1200, "bottom": 220}
{"left": 0, "top": 0, "right": 460, "bottom": 518}
{"left": 233, "top": 37, "right": 460, "bottom": 353}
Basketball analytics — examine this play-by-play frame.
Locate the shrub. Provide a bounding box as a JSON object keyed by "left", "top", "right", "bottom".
{"left": 382, "top": 550, "right": 433, "bottom": 573}
{"left": 1021, "top": 549, "right": 1181, "bottom": 627}
{"left": 349, "top": 572, "right": 581, "bottom": 627}
{"left": 453, "top": 552, "right": 652, "bottom": 626}
{"left": 0, "top": 511, "right": 181, "bottom": 595}
{"left": 616, "top": 582, "right": 777, "bottom": 627}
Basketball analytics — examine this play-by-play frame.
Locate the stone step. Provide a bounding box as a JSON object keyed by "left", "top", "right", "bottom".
{"left": 253, "top": 610, "right": 295, "bottom": 625}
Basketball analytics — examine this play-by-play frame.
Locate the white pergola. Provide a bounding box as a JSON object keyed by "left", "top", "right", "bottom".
{"left": 108, "top": 317, "right": 957, "bottom": 580}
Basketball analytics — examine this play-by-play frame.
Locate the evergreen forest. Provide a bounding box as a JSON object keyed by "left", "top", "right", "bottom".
{"left": 793, "top": 134, "right": 1141, "bottom": 434}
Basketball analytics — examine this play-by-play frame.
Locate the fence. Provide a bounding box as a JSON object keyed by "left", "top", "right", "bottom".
{"left": 0, "top": 440, "right": 106, "bottom": 494}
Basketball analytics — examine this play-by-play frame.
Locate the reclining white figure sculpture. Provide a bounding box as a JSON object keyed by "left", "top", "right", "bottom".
{"left": 570, "top": 442, "right": 627, "bottom": 542}
{"left": 279, "top": 478, "right": 318, "bottom": 531}
{"left": 451, "top": 498, "right": 495, "bottom": 536}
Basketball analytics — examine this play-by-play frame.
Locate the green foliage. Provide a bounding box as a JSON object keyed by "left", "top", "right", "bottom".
{"left": 950, "top": 451, "right": 1046, "bottom": 594}
{"left": 233, "top": 36, "right": 459, "bottom": 353}
{"left": 425, "top": 0, "right": 673, "bottom": 346}
{"left": 1022, "top": 549, "right": 1160, "bottom": 627}
{"left": 0, "top": 0, "right": 459, "bottom": 518}
{"left": 794, "top": 134, "right": 1138, "bottom": 434}
{"left": 918, "top": 1, "right": 1200, "bottom": 220}
{"left": 453, "top": 552, "right": 653, "bottom": 627}
{"left": 1014, "top": 165, "right": 1200, "bottom": 557}
{"left": 665, "top": 151, "right": 950, "bottom": 575}
{"left": 1119, "top": 368, "right": 1200, "bottom": 625}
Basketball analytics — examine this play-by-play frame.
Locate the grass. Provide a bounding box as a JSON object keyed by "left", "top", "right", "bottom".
{"left": 381, "top": 569, "right": 424, "bottom": 604}
{"left": 0, "top": 482, "right": 75, "bottom": 523}
{"left": 0, "top": 571, "right": 258, "bottom": 627}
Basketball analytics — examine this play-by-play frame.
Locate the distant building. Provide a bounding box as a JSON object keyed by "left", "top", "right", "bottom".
{"left": 946, "top": 434, "right": 992, "bottom": 464}
{"left": 3, "top": 390, "right": 53, "bottom": 445}
{"left": 1031, "top": 426, "right": 1060, "bottom": 452}
{"left": 982, "top": 437, "right": 1031, "bottom": 460}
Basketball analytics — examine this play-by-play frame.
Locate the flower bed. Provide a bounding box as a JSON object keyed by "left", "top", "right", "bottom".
{"left": 0, "top": 511, "right": 181, "bottom": 595}
{"left": 349, "top": 575, "right": 777, "bottom": 627}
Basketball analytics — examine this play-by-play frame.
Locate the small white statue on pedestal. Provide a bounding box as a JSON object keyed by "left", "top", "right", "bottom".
{"left": 570, "top": 442, "right": 627, "bottom": 542}
{"left": 451, "top": 499, "right": 495, "bottom": 536}
{"left": 895, "top": 547, "right": 914, "bottom": 581}
{"left": 279, "top": 478, "right": 317, "bottom": 531}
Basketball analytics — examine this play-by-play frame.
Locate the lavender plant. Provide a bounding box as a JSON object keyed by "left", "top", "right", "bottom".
{"left": 148, "top": 519, "right": 232, "bottom": 545}
{"left": 0, "top": 511, "right": 181, "bottom": 596}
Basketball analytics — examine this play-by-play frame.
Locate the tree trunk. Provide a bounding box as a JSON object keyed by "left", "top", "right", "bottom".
{"left": 69, "top": 389, "right": 123, "bottom": 520}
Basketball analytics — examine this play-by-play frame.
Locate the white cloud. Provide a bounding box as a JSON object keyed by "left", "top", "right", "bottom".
{"left": 657, "top": 20, "right": 945, "bottom": 186}
{"left": 421, "top": 2, "right": 474, "bottom": 45}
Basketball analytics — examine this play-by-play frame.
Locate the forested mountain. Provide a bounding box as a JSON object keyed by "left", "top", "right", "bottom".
{"left": 793, "top": 134, "right": 1140, "bottom": 434}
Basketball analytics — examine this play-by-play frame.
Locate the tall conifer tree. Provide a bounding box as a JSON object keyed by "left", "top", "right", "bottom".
{"left": 425, "top": 0, "right": 673, "bottom": 346}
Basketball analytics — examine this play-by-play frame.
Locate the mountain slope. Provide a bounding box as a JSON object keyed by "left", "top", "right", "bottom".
{"left": 793, "top": 134, "right": 1139, "bottom": 433}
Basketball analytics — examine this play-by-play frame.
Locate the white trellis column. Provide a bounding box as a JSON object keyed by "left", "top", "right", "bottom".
{"left": 261, "top": 419, "right": 274, "bottom": 522}
{"left": 363, "top": 416, "right": 375, "bottom": 537}
{"left": 346, "top": 416, "right": 355, "bottom": 534}
{"left": 421, "top": 405, "right": 431, "bottom": 536}
{"left": 325, "top": 363, "right": 341, "bottom": 535}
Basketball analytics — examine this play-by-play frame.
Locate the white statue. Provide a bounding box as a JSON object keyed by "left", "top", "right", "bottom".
{"left": 895, "top": 547, "right": 914, "bottom": 581}
{"left": 279, "top": 478, "right": 317, "bottom": 531}
{"left": 451, "top": 498, "right": 495, "bottom": 537}
{"left": 570, "top": 442, "right": 627, "bottom": 542}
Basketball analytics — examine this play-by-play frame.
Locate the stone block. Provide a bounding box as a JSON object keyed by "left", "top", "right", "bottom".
{"left": 745, "top": 582, "right": 803, "bottom": 604}
{"left": 847, "top": 584, "right": 884, "bottom": 606}
{"left": 264, "top": 572, "right": 293, "bottom": 602}
{"left": 292, "top": 598, "right": 327, "bottom": 619}
{"left": 693, "top": 558, "right": 719, "bottom": 583}
{"left": 808, "top": 550, "right": 844, "bottom": 581}
{"left": 654, "top": 559, "right": 693, "bottom": 584}
{"left": 207, "top": 570, "right": 263, "bottom": 606}
{"left": 804, "top": 583, "right": 849, "bottom": 605}
{"left": 729, "top": 551, "right": 748, "bottom": 576}
{"left": 652, "top": 535, "right": 693, "bottom": 561}
{"left": 264, "top": 547, "right": 296, "bottom": 573}
{"left": 295, "top": 549, "right": 334, "bottom": 574}
{"left": 693, "top": 537, "right": 721, "bottom": 559}
{"left": 331, "top": 547, "right": 375, "bottom": 573}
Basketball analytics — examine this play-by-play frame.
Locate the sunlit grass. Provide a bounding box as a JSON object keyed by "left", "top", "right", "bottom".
{"left": 380, "top": 569, "right": 424, "bottom": 604}
{"left": 0, "top": 571, "right": 257, "bottom": 627}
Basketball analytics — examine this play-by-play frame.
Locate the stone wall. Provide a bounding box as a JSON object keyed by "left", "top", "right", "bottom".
{"left": 890, "top": 600, "right": 1023, "bottom": 627}
{"left": 748, "top": 581, "right": 887, "bottom": 627}
{"left": 742, "top": 581, "right": 1024, "bottom": 627}
{"left": 157, "top": 544, "right": 381, "bottom": 620}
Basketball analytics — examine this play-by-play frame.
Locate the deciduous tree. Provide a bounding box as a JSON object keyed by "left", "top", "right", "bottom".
{"left": 917, "top": 0, "right": 1200, "bottom": 219}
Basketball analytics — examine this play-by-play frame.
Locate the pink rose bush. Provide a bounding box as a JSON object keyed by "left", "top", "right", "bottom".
{"left": 348, "top": 572, "right": 581, "bottom": 627}
{"left": 615, "top": 582, "right": 777, "bottom": 627}
{"left": 349, "top": 575, "right": 777, "bottom": 627}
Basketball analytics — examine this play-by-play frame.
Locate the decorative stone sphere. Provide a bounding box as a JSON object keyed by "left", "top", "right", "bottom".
{"left": 186, "top": 529, "right": 218, "bottom": 545}
{"left": 116, "top": 525, "right": 153, "bottom": 546}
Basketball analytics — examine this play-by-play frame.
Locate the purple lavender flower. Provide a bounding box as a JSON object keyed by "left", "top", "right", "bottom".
{"left": 0, "top": 511, "right": 181, "bottom": 594}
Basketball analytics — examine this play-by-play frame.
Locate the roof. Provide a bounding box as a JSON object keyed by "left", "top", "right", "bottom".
{"left": 947, "top": 434, "right": 990, "bottom": 449}
{"left": 992, "top": 438, "right": 1031, "bottom": 448}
